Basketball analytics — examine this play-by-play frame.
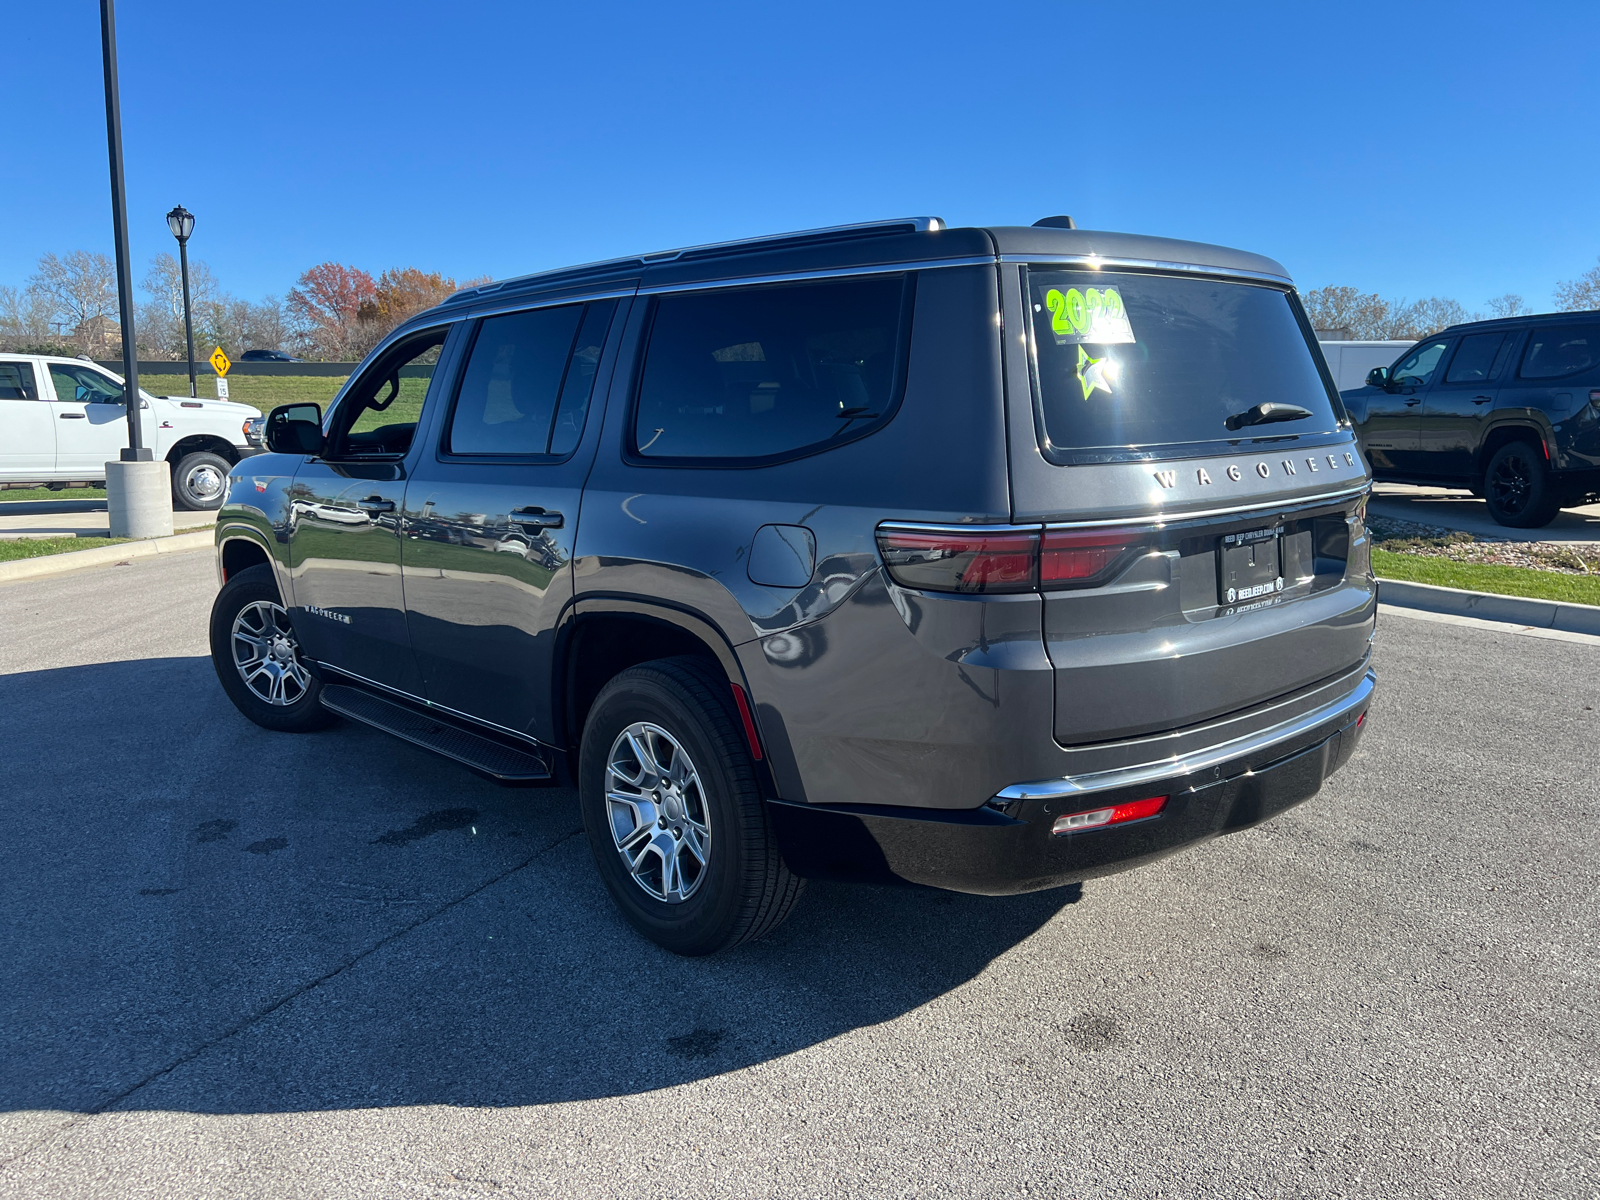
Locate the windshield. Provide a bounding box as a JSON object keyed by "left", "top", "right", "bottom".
{"left": 1026, "top": 269, "right": 1342, "bottom": 460}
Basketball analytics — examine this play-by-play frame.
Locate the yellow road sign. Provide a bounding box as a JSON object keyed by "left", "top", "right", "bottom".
{"left": 210, "top": 347, "right": 231, "bottom": 376}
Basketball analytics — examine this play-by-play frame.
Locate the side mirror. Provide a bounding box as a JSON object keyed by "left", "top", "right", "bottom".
{"left": 265, "top": 403, "right": 325, "bottom": 456}
{"left": 1366, "top": 367, "right": 1390, "bottom": 389}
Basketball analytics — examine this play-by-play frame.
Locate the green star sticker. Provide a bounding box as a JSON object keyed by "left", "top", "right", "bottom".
{"left": 1075, "top": 345, "right": 1116, "bottom": 400}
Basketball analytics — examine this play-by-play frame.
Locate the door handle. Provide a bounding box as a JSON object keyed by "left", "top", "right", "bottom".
{"left": 1404, "top": 398, "right": 1422, "bottom": 407}
{"left": 59, "top": 412, "right": 86, "bottom": 419}
{"left": 356, "top": 496, "right": 395, "bottom": 514}
{"left": 509, "top": 506, "right": 563, "bottom": 529}
{"left": 1471, "top": 396, "right": 1493, "bottom": 405}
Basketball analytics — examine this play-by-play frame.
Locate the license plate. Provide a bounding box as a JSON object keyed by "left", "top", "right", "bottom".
{"left": 1218, "top": 526, "right": 1282, "bottom": 605}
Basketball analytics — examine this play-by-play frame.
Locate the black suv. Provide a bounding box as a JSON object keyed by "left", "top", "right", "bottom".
{"left": 1342, "top": 312, "right": 1600, "bottom": 527}
{"left": 209, "top": 217, "right": 1376, "bottom": 955}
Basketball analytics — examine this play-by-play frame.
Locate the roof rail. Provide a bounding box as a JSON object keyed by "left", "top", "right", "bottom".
{"left": 447, "top": 216, "right": 947, "bottom": 305}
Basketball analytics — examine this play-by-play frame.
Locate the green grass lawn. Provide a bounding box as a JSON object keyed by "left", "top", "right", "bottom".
{"left": 1373, "top": 547, "right": 1600, "bottom": 607}
{"left": 0, "top": 487, "right": 107, "bottom": 501}
{"left": 140, "top": 374, "right": 349, "bottom": 414}
{"left": 0, "top": 536, "right": 129, "bottom": 563}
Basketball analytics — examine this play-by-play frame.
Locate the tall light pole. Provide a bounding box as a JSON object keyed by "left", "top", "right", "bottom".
{"left": 166, "top": 205, "right": 197, "bottom": 398}
{"left": 99, "top": 0, "right": 172, "bottom": 540}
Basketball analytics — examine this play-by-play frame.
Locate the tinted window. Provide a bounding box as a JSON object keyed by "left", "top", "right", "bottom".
{"left": 1390, "top": 340, "right": 1449, "bottom": 387}
{"left": 634, "top": 277, "right": 908, "bottom": 462}
{"left": 1028, "top": 270, "right": 1339, "bottom": 455}
{"left": 1444, "top": 332, "right": 1508, "bottom": 383}
{"left": 0, "top": 362, "right": 38, "bottom": 400}
{"left": 1520, "top": 325, "right": 1600, "bottom": 379}
{"left": 448, "top": 306, "right": 583, "bottom": 456}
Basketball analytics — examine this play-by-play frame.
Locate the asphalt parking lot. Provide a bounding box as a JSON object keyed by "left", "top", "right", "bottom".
{"left": 0, "top": 549, "right": 1594, "bottom": 1198}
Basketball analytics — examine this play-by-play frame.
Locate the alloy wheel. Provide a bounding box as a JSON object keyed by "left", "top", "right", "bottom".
{"left": 605, "top": 722, "right": 711, "bottom": 903}
{"left": 1489, "top": 452, "right": 1532, "bottom": 516}
{"left": 231, "top": 600, "right": 312, "bottom": 706}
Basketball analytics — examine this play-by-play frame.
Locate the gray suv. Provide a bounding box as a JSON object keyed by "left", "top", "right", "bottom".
{"left": 209, "top": 217, "right": 1376, "bottom": 955}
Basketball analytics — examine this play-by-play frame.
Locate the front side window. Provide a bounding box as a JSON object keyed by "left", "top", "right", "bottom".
{"left": 633, "top": 276, "right": 911, "bottom": 463}
{"left": 1444, "top": 332, "right": 1510, "bottom": 383}
{"left": 1388, "top": 339, "right": 1449, "bottom": 388}
{"left": 0, "top": 361, "right": 38, "bottom": 400}
{"left": 48, "top": 364, "right": 123, "bottom": 404}
{"left": 1027, "top": 269, "right": 1341, "bottom": 458}
{"left": 333, "top": 329, "right": 448, "bottom": 458}
{"left": 1520, "top": 325, "right": 1600, "bottom": 379}
{"left": 445, "top": 300, "right": 616, "bottom": 457}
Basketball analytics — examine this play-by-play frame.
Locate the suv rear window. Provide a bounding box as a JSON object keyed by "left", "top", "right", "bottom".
{"left": 633, "top": 276, "right": 911, "bottom": 464}
{"left": 1520, "top": 325, "right": 1600, "bottom": 379}
{"left": 1026, "top": 269, "right": 1341, "bottom": 461}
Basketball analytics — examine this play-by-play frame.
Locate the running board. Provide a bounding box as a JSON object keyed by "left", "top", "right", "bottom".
{"left": 319, "top": 684, "right": 553, "bottom": 782}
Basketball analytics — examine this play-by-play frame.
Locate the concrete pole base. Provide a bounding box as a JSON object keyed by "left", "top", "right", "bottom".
{"left": 105, "top": 459, "right": 175, "bottom": 540}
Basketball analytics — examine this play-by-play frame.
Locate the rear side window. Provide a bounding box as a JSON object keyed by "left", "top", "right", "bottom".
{"left": 1026, "top": 269, "right": 1341, "bottom": 460}
{"left": 1520, "top": 325, "right": 1600, "bottom": 379}
{"left": 1444, "top": 333, "right": 1511, "bottom": 383}
{"left": 447, "top": 300, "right": 617, "bottom": 457}
{"left": 632, "top": 276, "right": 911, "bottom": 463}
{"left": 0, "top": 362, "right": 38, "bottom": 400}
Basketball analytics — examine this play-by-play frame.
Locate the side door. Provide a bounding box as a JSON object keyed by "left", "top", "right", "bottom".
{"left": 43, "top": 362, "right": 154, "bottom": 473}
{"left": 1423, "top": 329, "right": 1519, "bottom": 478}
{"left": 1362, "top": 337, "right": 1449, "bottom": 475}
{"left": 402, "top": 299, "right": 622, "bottom": 740}
{"left": 0, "top": 360, "right": 54, "bottom": 475}
{"left": 285, "top": 325, "right": 458, "bottom": 694}
{"left": 1501, "top": 322, "right": 1600, "bottom": 468}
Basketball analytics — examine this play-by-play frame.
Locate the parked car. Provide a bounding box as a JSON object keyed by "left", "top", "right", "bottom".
{"left": 0, "top": 354, "right": 262, "bottom": 508}
{"left": 208, "top": 216, "right": 1376, "bottom": 954}
{"left": 1341, "top": 311, "right": 1600, "bottom": 526}
{"left": 239, "top": 349, "right": 303, "bottom": 362}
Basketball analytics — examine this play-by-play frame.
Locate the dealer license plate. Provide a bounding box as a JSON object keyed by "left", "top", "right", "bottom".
{"left": 1218, "top": 526, "right": 1283, "bottom": 605}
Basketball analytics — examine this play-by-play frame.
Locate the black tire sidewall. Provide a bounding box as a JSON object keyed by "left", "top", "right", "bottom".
{"left": 173, "top": 451, "right": 231, "bottom": 511}
{"left": 579, "top": 664, "right": 758, "bottom": 956}
{"left": 1485, "top": 441, "right": 1559, "bottom": 528}
{"left": 209, "top": 563, "right": 331, "bottom": 732}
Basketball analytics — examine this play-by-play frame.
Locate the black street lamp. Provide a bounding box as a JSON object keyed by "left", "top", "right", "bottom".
{"left": 166, "top": 205, "right": 197, "bottom": 398}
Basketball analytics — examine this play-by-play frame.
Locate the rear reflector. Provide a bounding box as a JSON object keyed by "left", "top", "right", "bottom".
{"left": 1051, "top": 795, "right": 1167, "bottom": 835}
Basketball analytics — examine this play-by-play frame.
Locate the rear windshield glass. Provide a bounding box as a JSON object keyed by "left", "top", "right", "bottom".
{"left": 1026, "top": 269, "right": 1341, "bottom": 459}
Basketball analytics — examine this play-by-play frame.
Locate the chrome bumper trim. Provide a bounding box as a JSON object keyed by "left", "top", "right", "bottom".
{"left": 993, "top": 669, "right": 1375, "bottom": 803}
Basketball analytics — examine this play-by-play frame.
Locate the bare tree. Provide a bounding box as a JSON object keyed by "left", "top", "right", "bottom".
{"left": 1554, "top": 258, "right": 1600, "bottom": 311}
{"left": 0, "top": 284, "right": 58, "bottom": 351}
{"left": 1486, "top": 294, "right": 1531, "bottom": 318}
{"left": 28, "top": 251, "right": 117, "bottom": 353}
{"left": 1301, "top": 286, "right": 1394, "bottom": 340}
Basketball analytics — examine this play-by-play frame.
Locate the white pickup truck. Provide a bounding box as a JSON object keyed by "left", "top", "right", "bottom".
{"left": 0, "top": 353, "right": 263, "bottom": 510}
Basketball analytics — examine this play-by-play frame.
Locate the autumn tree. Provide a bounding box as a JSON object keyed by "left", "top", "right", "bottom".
{"left": 286, "top": 262, "right": 377, "bottom": 360}
{"left": 1555, "top": 258, "right": 1600, "bottom": 312}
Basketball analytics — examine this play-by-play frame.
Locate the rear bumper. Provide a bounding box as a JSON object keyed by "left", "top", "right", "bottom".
{"left": 768, "top": 668, "right": 1374, "bottom": 896}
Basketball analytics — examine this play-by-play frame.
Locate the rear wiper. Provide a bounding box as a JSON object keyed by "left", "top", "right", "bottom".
{"left": 1224, "top": 402, "right": 1312, "bottom": 432}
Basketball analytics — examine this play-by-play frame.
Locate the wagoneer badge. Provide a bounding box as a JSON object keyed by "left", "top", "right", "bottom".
{"left": 1154, "top": 452, "right": 1356, "bottom": 489}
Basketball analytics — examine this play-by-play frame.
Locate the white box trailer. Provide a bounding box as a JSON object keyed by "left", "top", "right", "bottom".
{"left": 1317, "top": 340, "right": 1416, "bottom": 392}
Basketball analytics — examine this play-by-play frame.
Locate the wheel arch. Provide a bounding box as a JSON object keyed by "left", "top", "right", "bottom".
{"left": 166, "top": 434, "right": 241, "bottom": 466}
{"left": 1477, "top": 420, "right": 1551, "bottom": 473}
{"left": 216, "top": 527, "right": 274, "bottom": 586}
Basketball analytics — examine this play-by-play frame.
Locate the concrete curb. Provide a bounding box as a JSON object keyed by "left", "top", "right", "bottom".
{"left": 0, "top": 530, "right": 213, "bottom": 584}
{"left": 1378, "top": 577, "right": 1600, "bottom": 637}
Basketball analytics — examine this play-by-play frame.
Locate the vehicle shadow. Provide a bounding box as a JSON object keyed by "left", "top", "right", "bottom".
{"left": 0, "top": 655, "right": 1081, "bottom": 1116}
{"left": 0, "top": 498, "right": 108, "bottom": 514}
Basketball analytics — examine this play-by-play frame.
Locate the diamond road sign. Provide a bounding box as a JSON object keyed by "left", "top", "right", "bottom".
{"left": 210, "top": 347, "right": 231, "bottom": 376}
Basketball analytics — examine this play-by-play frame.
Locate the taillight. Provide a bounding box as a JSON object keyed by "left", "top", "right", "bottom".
{"left": 877, "top": 524, "right": 1151, "bottom": 594}
{"left": 875, "top": 529, "right": 1037, "bottom": 594}
{"left": 1040, "top": 527, "right": 1139, "bottom": 584}
{"left": 1052, "top": 795, "right": 1167, "bottom": 835}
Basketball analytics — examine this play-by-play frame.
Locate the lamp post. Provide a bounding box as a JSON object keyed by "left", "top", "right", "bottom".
{"left": 165, "top": 205, "right": 197, "bottom": 398}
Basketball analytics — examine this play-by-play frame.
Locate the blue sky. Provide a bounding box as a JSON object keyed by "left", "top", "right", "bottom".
{"left": 7, "top": 0, "right": 1598, "bottom": 312}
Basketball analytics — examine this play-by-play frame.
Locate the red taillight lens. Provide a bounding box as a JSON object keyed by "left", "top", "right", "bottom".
{"left": 1052, "top": 794, "right": 1167, "bottom": 835}
{"left": 1039, "top": 527, "right": 1140, "bottom": 586}
{"left": 876, "top": 529, "right": 1037, "bottom": 594}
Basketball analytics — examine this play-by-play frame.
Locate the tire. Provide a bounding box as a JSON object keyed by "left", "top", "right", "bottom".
{"left": 579, "top": 657, "right": 804, "bottom": 956}
{"left": 1484, "top": 441, "right": 1561, "bottom": 528}
{"left": 172, "top": 450, "right": 232, "bottom": 511}
{"left": 208, "top": 563, "right": 336, "bottom": 733}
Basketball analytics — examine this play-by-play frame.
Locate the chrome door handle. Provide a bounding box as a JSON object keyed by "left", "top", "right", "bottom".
{"left": 510, "top": 506, "right": 563, "bottom": 529}
{"left": 59, "top": 412, "right": 86, "bottom": 419}
{"left": 357, "top": 496, "right": 395, "bottom": 514}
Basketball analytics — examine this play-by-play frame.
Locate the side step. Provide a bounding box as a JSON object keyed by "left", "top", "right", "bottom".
{"left": 319, "top": 684, "right": 553, "bottom": 782}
